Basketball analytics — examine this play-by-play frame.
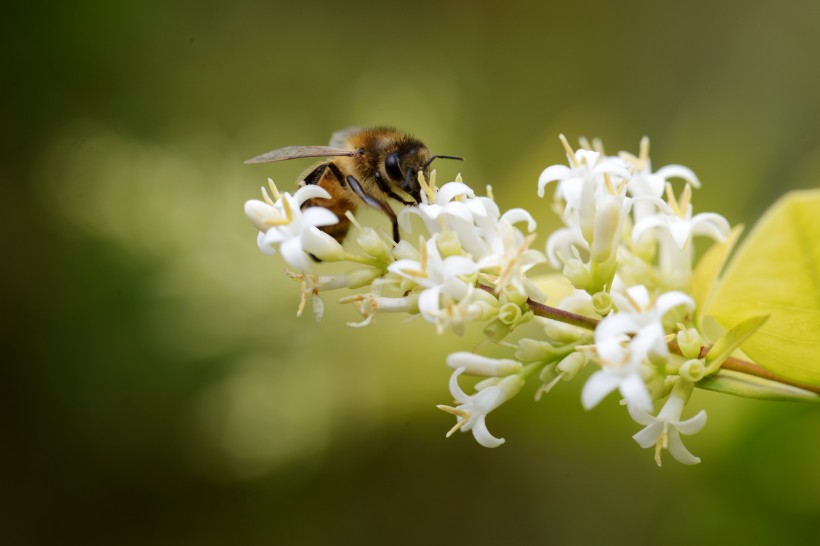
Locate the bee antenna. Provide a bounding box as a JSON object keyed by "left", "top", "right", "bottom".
{"left": 423, "top": 154, "right": 464, "bottom": 170}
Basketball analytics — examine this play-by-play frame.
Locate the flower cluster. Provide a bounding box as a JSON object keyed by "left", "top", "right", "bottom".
{"left": 243, "top": 135, "right": 755, "bottom": 466}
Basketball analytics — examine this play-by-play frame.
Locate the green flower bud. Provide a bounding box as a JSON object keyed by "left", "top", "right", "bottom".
{"left": 591, "top": 291, "right": 613, "bottom": 316}
{"left": 516, "top": 338, "right": 559, "bottom": 362}
{"left": 679, "top": 359, "right": 707, "bottom": 382}
{"left": 483, "top": 319, "right": 512, "bottom": 342}
{"left": 498, "top": 302, "right": 523, "bottom": 325}
{"left": 676, "top": 327, "right": 702, "bottom": 359}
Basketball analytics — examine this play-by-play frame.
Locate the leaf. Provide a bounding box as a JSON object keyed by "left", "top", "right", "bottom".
{"left": 703, "top": 314, "right": 769, "bottom": 375}
{"left": 697, "top": 370, "right": 820, "bottom": 402}
{"left": 706, "top": 189, "right": 820, "bottom": 386}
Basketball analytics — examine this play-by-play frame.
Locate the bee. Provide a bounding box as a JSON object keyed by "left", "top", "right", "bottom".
{"left": 245, "top": 126, "right": 463, "bottom": 243}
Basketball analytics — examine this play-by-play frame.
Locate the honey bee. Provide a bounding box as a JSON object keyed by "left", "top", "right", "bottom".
{"left": 245, "top": 126, "right": 463, "bottom": 243}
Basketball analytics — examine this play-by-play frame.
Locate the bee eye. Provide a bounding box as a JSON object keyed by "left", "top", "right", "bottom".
{"left": 384, "top": 152, "right": 403, "bottom": 182}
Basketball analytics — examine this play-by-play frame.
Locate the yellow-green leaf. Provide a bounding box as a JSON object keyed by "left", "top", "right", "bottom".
{"left": 706, "top": 189, "right": 820, "bottom": 386}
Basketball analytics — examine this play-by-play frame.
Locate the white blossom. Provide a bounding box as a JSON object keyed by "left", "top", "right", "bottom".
{"left": 628, "top": 379, "right": 707, "bottom": 465}
{"left": 245, "top": 183, "right": 343, "bottom": 270}
{"left": 583, "top": 285, "right": 694, "bottom": 411}
{"left": 438, "top": 367, "right": 524, "bottom": 448}
{"left": 387, "top": 237, "right": 479, "bottom": 326}
{"left": 632, "top": 184, "right": 730, "bottom": 289}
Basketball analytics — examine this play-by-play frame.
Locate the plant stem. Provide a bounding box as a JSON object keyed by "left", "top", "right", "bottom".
{"left": 479, "top": 282, "right": 820, "bottom": 395}
{"left": 476, "top": 283, "right": 600, "bottom": 330}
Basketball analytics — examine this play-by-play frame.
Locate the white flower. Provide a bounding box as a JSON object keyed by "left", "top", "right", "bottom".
{"left": 628, "top": 379, "right": 707, "bottom": 465}
{"left": 632, "top": 184, "right": 730, "bottom": 289}
{"left": 537, "top": 136, "right": 631, "bottom": 232}
{"left": 619, "top": 136, "right": 701, "bottom": 222}
{"left": 387, "top": 237, "right": 479, "bottom": 326}
{"left": 582, "top": 285, "right": 694, "bottom": 411}
{"left": 398, "top": 180, "right": 475, "bottom": 236}
{"left": 632, "top": 184, "right": 729, "bottom": 250}
{"left": 245, "top": 183, "right": 343, "bottom": 270}
{"left": 475, "top": 216, "right": 546, "bottom": 302}
{"left": 437, "top": 367, "right": 524, "bottom": 448}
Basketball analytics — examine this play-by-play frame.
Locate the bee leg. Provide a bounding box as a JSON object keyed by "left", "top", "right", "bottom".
{"left": 302, "top": 163, "right": 330, "bottom": 186}
{"left": 374, "top": 171, "right": 415, "bottom": 206}
{"left": 345, "top": 174, "right": 401, "bottom": 242}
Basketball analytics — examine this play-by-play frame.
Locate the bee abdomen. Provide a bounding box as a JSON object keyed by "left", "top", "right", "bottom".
{"left": 303, "top": 189, "right": 357, "bottom": 244}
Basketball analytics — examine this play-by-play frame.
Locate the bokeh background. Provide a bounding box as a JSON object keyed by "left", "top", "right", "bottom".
{"left": 4, "top": 1, "right": 820, "bottom": 544}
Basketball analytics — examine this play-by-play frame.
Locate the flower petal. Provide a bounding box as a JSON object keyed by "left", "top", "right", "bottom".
{"left": 470, "top": 416, "right": 505, "bottom": 448}
{"left": 279, "top": 236, "right": 310, "bottom": 270}
{"left": 675, "top": 409, "right": 708, "bottom": 435}
{"left": 619, "top": 373, "right": 653, "bottom": 411}
{"left": 655, "top": 164, "right": 701, "bottom": 188}
{"left": 666, "top": 429, "right": 701, "bottom": 464}
{"left": 537, "top": 164, "right": 572, "bottom": 197}
{"left": 581, "top": 370, "right": 622, "bottom": 409}
{"left": 436, "top": 182, "right": 475, "bottom": 204}
{"left": 632, "top": 421, "right": 663, "bottom": 448}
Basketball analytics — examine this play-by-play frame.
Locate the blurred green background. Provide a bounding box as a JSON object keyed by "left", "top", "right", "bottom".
{"left": 4, "top": 0, "right": 820, "bottom": 544}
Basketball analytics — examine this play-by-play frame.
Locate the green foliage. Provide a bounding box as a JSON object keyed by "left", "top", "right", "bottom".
{"left": 707, "top": 190, "right": 820, "bottom": 386}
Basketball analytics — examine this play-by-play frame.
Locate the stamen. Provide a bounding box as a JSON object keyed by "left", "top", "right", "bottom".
{"left": 665, "top": 182, "right": 680, "bottom": 215}
{"left": 604, "top": 173, "right": 615, "bottom": 194}
{"left": 418, "top": 171, "right": 436, "bottom": 203}
{"left": 559, "top": 134, "right": 579, "bottom": 167}
{"left": 486, "top": 185, "right": 495, "bottom": 200}
{"left": 264, "top": 218, "right": 291, "bottom": 227}
{"left": 260, "top": 186, "right": 275, "bottom": 206}
{"left": 578, "top": 136, "right": 592, "bottom": 150}
{"left": 678, "top": 184, "right": 692, "bottom": 214}
{"left": 344, "top": 210, "right": 364, "bottom": 231}
{"left": 281, "top": 194, "right": 294, "bottom": 222}
{"left": 436, "top": 405, "right": 470, "bottom": 437}
{"left": 640, "top": 136, "right": 650, "bottom": 165}
{"left": 267, "top": 178, "right": 281, "bottom": 201}
{"left": 497, "top": 233, "right": 537, "bottom": 289}
{"left": 419, "top": 236, "right": 428, "bottom": 273}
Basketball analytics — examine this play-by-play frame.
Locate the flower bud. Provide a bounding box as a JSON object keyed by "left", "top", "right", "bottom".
{"left": 446, "top": 352, "right": 523, "bottom": 376}
{"left": 500, "top": 284, "right": 528, "bottom": 306}
{"left": 516, "top": 338, "right": 559, "bottom": 362}
{"left": 591, "top": 198, "right": 621, "bottom": 262}
{"left": 345, "top": 267, "right": 382, "bottom": 289}
{"left": 474, "top": 376, "right": 503, "bottom": 391}
{"left": 483, "top": 318, "right": 511, "bottom": 342}
{"left": 556, "top": 351, "right": 587, "bottom": 380}
{"left": 676, "top": 328, "right": 703, "bottom": 359}
{"left": 679, "top": 359, "right": 707, "bottom": 382}
{"left": 498, "top": 302, "right": 523, "bottom": 325}
{"left": 591, "top": 291, "right": 613, "bottom": 316}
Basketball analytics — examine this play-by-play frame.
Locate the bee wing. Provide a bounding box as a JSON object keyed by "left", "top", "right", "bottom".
{"left": 329, "top": 127, "right": 364, "bottom": 148}
{"left": 244, "top": 146, "right": 359, "bottom": 164}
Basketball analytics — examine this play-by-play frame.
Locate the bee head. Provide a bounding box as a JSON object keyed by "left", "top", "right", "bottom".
{"left": 383, "top": 140, "right": 463, "bottom": 203}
